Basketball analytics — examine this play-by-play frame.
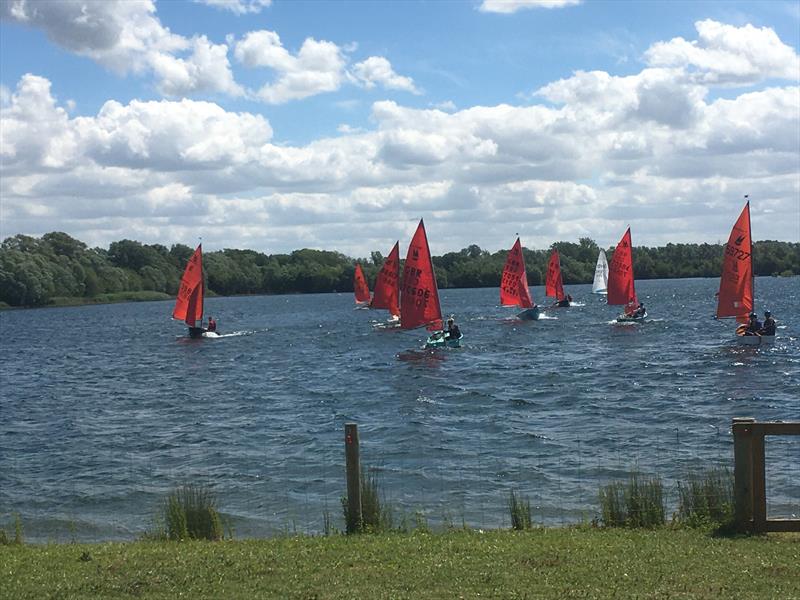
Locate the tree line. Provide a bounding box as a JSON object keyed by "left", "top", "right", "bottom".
{"left": 0, "top": 232, "right": 797, "bottom": 307}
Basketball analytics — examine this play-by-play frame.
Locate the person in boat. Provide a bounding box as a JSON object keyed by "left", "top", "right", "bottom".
{"left": 759, "top": 311, "right": 776, "bottom": 336}
{"left": 556, "top": 294, "right": 573, "bottom": 308}
{"left": 626, "top": 303, "right": 646, "bottom": 318}
{"left": 207, "top": 316, "right": 217, "bottom": 332}
{"left": 445, "top": 318, "right": 461, "bottom": 340}
{"left": 744, "top": 312, "right": 762, "bottom": 335}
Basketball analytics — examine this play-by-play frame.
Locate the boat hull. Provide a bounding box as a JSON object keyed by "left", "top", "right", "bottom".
{"left": 188, "top": 327, "right": 207, "bottom": 338}
{"left": 616, "top": 312, "right": 647, "bottom": 323}
{"left": 737, "top": 334, "right": 775, "bottom": 346}
{"left": 517, "top": 307, "right": 540, "bottom": 321}
{"left": 425, "top": 332, "right": 463, "bottom": 349}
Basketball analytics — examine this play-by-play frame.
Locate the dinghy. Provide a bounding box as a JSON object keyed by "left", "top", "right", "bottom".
{"left": 400, "top": 220, "right": 460, "bottom": 348}
{"left": 353, "top": 263, "right": 371, "bottom": 308}
{"left": 607, "top": 228, "right": 646, "bottom": 322}
{"left": 545, "top": 249, "right": 571, "bottom": 307}
{"left": 369, "top": 241, "right": 401, "bottom": 324}
{"left": 501, "top": 237, "right": 539, "bottom": 320}
{"left": 716, "top": 201, "right": 774, "bottom": 345}
{"left": 592, "top": 250, "right": 609, "bottom": 295}
{"left": 173, "top": 244, "right": 212, "bottom": 338}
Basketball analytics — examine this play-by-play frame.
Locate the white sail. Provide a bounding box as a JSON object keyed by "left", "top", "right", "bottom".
{"left": 592, "top": 249, "right": 609, "bottom": 294}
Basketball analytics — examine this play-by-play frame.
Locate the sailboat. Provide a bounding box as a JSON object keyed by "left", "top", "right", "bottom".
{"left": 607, "top": 228, "right": 646, "bottom": 322}
{"left": 370, "top": 241, "right": 401, "bottom": 324}
{"left": 716, "top": 201, "right": 773, "bottom": 346}
{"left": 400, "top": 219, "right": 460, "bottom": 348}
{"left": 500, "top": 237, "right": 539, "bottom": 320}
{"left": 592, "top": 249, "right": 609, "bottom": 295}
{"left": 173, "top": 244, "right": 214, "bottom": 338}
{"left": 353, "top": 263, "right": 371, "bottom": 307}
{"left": 545, "top": 249, "right": 571, "bottom": 307}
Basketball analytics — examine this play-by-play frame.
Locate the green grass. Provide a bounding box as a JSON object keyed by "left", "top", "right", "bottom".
{"left": 342, "top": 468, "right": 394, "bottom": 534}
{"left": 2, "top": 529, "right": 798, "bottom": 599}
{"left": 508, "top": 490, "right": 533, "bottom": 530}
{"left": 147, "top": 484, "right": 224, "bottom": 541}
{"left": 677, "top": 468, "right": 735, "bottom": 528}
{"left": 599, "top": 473, "right": 666, "bottom": 528}
{"left": 46, "top": 291, "right": 172, "bottom": 307}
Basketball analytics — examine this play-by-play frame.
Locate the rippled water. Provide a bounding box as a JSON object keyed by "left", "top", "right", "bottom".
{"left": 1, "top": 277, "right": 798, "bottom": 541}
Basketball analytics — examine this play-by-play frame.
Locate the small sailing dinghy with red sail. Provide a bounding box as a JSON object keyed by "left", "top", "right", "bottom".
{"left": 500, "top": 237, "right": 539, "bottom": 320}
{"left": 370, "top": 241, "right": 401, "bottom": 324}
{"left": 545, "top": 249, "right": 572, "bottom": 308}
{"left": 716, "top": 201, "right": 774, "bottom": 346}
{"left": 401, "top": 219, "right": 461, "bottom": 348}
{"left": 173, "top": 244, "right": 217, "bottom": 338}
{"left": 608, "top": 228, "right": 646, "bottom": 322}
{"left": 353, "top": 263, "right": 371, "bottom": 308}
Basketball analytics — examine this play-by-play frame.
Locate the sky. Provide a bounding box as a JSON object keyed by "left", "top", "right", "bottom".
{"left": 1, "top": 0, "right": 799, "bottom": 257}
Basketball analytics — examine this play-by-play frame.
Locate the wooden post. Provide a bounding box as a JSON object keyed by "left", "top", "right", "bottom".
{"left": 344, "top": 423, "right": 362, "bottom": 534}
{"left": 751, "top": 425, "right": 767, "bottom": 533}
{"left": 732, "top": 417, "right": 755, "bottom": 531}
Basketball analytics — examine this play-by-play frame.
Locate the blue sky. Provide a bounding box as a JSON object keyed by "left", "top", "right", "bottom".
{"left": 1, "top": 0, "right": 798, "bottom": 256}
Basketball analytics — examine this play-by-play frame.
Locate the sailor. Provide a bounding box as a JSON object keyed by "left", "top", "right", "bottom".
{"left": 759, "top": 311, "right": 776, "bottom": 336}
{"left": 445, "top": 318, "right": 461, "bottom": 340}
{"left": 633, "top": 303, "right": 646, "bottom": 318}
{"left": 207, "top": 316, "right": 217, "bottom": 332}
{"left": 557, "top": 294, "right": 571, "bottom": 308}
{"left": 745, "top": 312, "right": 761, "bottom": 335}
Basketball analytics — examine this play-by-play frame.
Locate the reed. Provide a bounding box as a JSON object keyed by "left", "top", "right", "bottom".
{"left": 677, "top": 468, "right": 734, "bottom": 527}
{"left": 150, "top": 484, "right": 224, "bottom": 541}
{"left": 342, "top": 467, "right": 393, "bottom": 533}
{"left": 599, "top": 473, "right": 665, "bottom": 528}
{"left": 508, "top": 490, "right": 533, "bottom": 530}
{"left": 0, "top": 513, "right": 24, "bottom": 545}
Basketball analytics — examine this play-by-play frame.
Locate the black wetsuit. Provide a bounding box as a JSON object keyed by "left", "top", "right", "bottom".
{"left": 446, "top": 324, "right": 461, "bottom": 339}
{"left": 760, "top": 317, "right": 776, "bottom": 336}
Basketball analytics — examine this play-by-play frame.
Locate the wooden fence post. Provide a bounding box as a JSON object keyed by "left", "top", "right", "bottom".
{"left": 732, "top": 417, "right": 756, "bottom": 531}
{"left": 345, "top": 423, "right": 362, "bottom": 534}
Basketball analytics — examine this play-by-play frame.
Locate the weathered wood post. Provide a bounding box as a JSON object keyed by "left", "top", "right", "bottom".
{"left": 732, "top": 417, "right": 755, "bottom": 531}
{"left": 344, "top": 423, "right": 362, "bottom": 534}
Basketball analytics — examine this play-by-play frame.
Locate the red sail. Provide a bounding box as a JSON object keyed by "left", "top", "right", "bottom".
{"left": 607, "top": 228, "right": 637, "bottom": 309}
{"left": 400, "top": 220, "right": 443, "bottom": 330}
{"left": 370, "top": 241, "right": 400, "bottom": 316}
{"left": 500, "top": 237, "right": 534, "bottom": 309}
{"left": 173, "top": 244, "right": 204, "bottom": 326}
{"left": 545, "top": 249, "right": 565, "bottom": 300}
{"left": 716, "top": 202, "right": 753, "bottom": 322}
{"left": 353, "top": 263, "right": 371, "bottom": 304}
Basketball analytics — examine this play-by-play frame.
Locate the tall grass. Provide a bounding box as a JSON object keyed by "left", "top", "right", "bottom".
{"left": 0, "top": 513, "right": 24, "bottom": 545}
{"left": 150, "top": 484, "right": 224, "bottom": 541}
{"left": 508, "top": 490, "right": 533, "bottom": 530}
{"left": 677, "top": 468, "right": 734, "bottom": 527}
{"left": 599, "top": 473, "right": 665, "bottom": 528}
{"left": 342, "top": 467, "right": 393, "bottom": 534}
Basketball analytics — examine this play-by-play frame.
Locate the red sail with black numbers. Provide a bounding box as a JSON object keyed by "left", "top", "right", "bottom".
{"left": 173, "top": 244, "right": 204, "bottom": 326}
{"left": 500, "top": 237, "right": 534, "bottom": 309}
{"left": 545, "top": 249, "right": 565, "bottom": 301}
{"left": 353, "top": 263, "right": 371, "bottom": 304}
{"left": 400, "top": 220, "right": 443, "bottom": 330}
{"left": 607, "top": 228, "right": 637, "bottom": 310}
{"left": 370, "top": 241, "right": 400, "bottom": 316}
{"left": 716, "top": 202, "right": 753, "bottom": 322}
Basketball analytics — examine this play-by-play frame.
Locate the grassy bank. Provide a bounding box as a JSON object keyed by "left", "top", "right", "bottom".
{"left": 3, "top": 528, "right": 798, "bottom": 599}
{"left": 0, "top": 291, "right": 174, "bottom": 310}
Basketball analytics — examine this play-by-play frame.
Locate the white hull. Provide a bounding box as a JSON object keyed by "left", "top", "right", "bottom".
{"left": 737, "top": 334, "right": 775, "bottom": 346}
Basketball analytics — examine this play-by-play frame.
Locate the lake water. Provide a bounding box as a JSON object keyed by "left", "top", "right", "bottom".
{"left": 1, "top": 277, "right": 798, "bottom": 541}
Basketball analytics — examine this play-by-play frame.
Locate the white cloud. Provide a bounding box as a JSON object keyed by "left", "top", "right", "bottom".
{"left": 195, "top": 0, "right": 272, "bottom": 15}
{"left": 479, "top": 0, "right": 581, "bottom": 14}
{"left": 645, "top": 19, "right": 800, "bottom": 85}
{"left": 1, "top": 0, "right": 241, "bottom": 97}
{"left": 350, "top": 57, "right": 420, "bottom": 94}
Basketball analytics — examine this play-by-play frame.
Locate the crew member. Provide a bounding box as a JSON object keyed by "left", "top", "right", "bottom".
{"left": 744, "top": 312, "right": 761, "bottom": 335}
{"left": 207, "top": 316, "right": 217, "bottom": 332}
{"left": 759, "top": 311, "right": 776, "bottom": 336}
{"left": 445, "top": 318, "right": 461, "bottom": 340}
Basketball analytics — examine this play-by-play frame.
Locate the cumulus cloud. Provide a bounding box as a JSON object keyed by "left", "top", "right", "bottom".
{"left": 1, "top": 0, "right": 241, "bottom": 97}
{"left": 350, "top": 57, "right": 420, "bottom": 94}
{"left": 479, "top": 0, "right": 581, "bottom": 14}
{"left": 2, "top": 20, "right": 799, "bottom": 252}
{"left": 195, "top": 0, "right": 272, "bottom": 15}
{"left": 645, "top": 19, "right": 800, "bottom": 85}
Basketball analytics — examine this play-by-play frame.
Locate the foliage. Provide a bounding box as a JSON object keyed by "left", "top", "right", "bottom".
{"left": 0, "top": 513, "right": 23, "bottom": 545}
{"left": 677, "top": 468, "right": 735, "bottom": 528}
{"left": 1, "top": 231, "right": 798, "bottom": 307}
{"left": 3, "top": 529, "right": 799, "bottom": 598}
{"left": 508, "top": 489, "right": 533, "bottom": 530}
{"left": 342, "top": 467, "right": 393, "bottom": 534}
{"left": 150, "top": 484, "right": 224, "bottom": 541}
{"left": 599, "top": 473, "right": 665, "bottom": 528}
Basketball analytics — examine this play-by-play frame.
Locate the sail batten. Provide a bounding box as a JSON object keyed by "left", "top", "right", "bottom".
{"left": 592, "top": 250, "right": 609, "bottom": 294}
{"left": 607, "top": 228, "right": 637, "bottom": 309}
{"left": 353, "top": 263, "right": 371, "bottom": 304}
{"left": 400, "top": 220, "right": 443, "bottom": 330}
{"left": 173, "top": 244, "right": 204, "bottom": 327}
{"left": 716, "top": 202, "right": 753, "bottom": 322}
{"left": 370, "top": 242, "right": 400, "bottom": 316}
{"left": 545, "top": 249, "right": 565, "bottom": 301}
{"left": 500, "top": 238, "right": 534, "bottom": 309}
